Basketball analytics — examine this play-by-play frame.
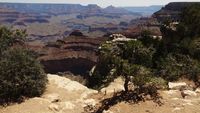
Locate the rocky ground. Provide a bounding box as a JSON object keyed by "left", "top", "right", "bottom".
{"left": 103, "top": 89, "right": 200, "bottom": 113}
{"left": 0, "top": 74, "right": 200, "bottom": 113}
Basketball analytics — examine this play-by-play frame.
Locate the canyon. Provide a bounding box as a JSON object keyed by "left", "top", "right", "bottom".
{"left": 1, "top": 2, "right": 200, "bottom": 113}
{"left": 0, "top": 3, "right": 143, "bottom": 43}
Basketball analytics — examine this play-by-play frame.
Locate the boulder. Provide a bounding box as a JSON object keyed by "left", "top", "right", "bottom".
{"left": 172, "top": 107, "right": 182, "bottom": 112}
{"left": 195, "top": 88, "right": 200, "bottom": 93}
{"left": 103, "top": 110, "right": 114, "bottom": 113}
{"left": 163, "top": 90, "right": 180, "bottom": 97}
{"left": 59, "top": 101, "right": 75, "bottom": 110}
{"left": 48, "top": 103, "right": 59, "bottom": 112}
{"left": 83, "top": 99, "right": 97, "bottom": 107}
{"left": 47, "top": 74, "right": 88, "bottom": 91}
{"left": 168, "top": 82, "right": 187, "bottom": 90}
{"left": 182, "top": 90, "right": 197, "bottom": 97}
{"left": 100, "top": 77, "right": 124, "bottom": 94}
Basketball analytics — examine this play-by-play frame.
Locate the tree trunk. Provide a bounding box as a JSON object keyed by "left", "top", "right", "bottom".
{"left": 124, "top": 75, "right": 129, "bottom": 92}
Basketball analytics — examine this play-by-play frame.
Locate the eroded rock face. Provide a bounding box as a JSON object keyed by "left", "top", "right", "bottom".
{"left": 29, "top": 37, "right": 107, "bottom": 75}
{"left": 41, "top": 58, "right": 96, "bottom": 75}
{"left": 69, "top": 30, "right": 85, "bottom": 37}
{"left": 153, "top": 2, "right": 200, "bottom": 22}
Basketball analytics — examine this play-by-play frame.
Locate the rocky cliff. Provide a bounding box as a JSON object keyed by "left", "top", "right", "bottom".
{"left": 29, "top": 36, "right": 107, "bottom": 76}
{"left": 153, "top": 2, "right": 200, "bottom": 22}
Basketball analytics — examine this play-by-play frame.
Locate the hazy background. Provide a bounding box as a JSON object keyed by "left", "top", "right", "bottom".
{"left": 0, "top": 0, "right": 199, "bottom": 7}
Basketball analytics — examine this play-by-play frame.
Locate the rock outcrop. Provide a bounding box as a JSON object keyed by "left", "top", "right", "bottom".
{"left": 0, "top": 74, "right": 98, "bottom": 113}
{"left": 1, "top": 74, "right": 200, "bottom": 113}
{"left": 29, "top": 36, "right": 107, "bottom": 75}
{"left": 153, "top": 2, "right": 200, "bottom": 22}
{"left": 168, "top": 82, "right": 187, "bottom": 90}
{"left": 100, "top": 77, "right": 124, "bottom": 94}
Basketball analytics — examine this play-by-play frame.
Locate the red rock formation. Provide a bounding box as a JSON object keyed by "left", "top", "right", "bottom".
{"left": 69, "top": 30, "right": 85, "bottom": 37}
{"left": 29, "top": 36, "right": 107, "bottom": 75}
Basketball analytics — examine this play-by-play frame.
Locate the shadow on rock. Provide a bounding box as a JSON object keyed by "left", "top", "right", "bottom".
{"left": 93, "top": 86, "right": 163, "bottom": 113}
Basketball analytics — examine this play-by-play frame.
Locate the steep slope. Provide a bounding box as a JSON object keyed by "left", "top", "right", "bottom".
{"left": 153, "top": 2, "right": 200, "bottom": 22}
{"left": 28, "top": 36, "right": 107, "bottom": 75}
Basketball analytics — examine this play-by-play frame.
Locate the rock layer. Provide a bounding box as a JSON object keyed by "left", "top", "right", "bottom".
{"left": 29, "top": 37, "right": 107, "bottom": 75}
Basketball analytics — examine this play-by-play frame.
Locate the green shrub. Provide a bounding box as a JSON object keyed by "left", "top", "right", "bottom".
{"left": 88, "top": 54, "right": 121, "bottom": 89}
{"left": 147, "top": 77, "right": 168, "bottom": 89}
{"left": 0, "top": 48, "right": 47, "bottom": 103}
{"left": 123, "top": 64, "right": 152, "bottom": 87}
{"left": 189, "top": 38, "right": 200, "bottom": 59}
{"left": 156, "top": 53, "right": 200, "bottom": 81}
{"left": 180, "top": 4, "right": 200, "bottom": 37}
{"left": 0, "top": 27, "right": 26, "bottom": 54}
{"left": 139, "top": 30, "right": 161, "bottom": 48}
{"left": 121, "top": 63, "right": 167, "bottom": 90}
{"left": 121, "top": 40, "right": 155, "bottom": 67}
{"left": 90, "top": 39, "right": 164, "bottom": 93}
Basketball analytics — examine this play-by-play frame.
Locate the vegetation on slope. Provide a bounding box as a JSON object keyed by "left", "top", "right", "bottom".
{"left": 89, "top": 4, "right": 200, "bottom": 99}
{"left": 0, "top": 27, "right": 47, "bottom": 104}
{"left": 157, "top": 4, "right": 200, "bottom": 83}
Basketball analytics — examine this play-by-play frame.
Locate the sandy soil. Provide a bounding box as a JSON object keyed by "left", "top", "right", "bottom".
{"left": 106, "top": 90, "right": 200, "bottom": 113}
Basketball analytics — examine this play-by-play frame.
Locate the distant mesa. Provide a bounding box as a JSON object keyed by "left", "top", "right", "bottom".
{"left": 119, "top": 21, "right": 129, "bottom": 26}
{"left": 69, "top": 30, "right": 85, "bottom": 37}
{"left": 122, "top": 5, "right": 162, "bottom": 16}
{"left": 0, "top": 3, "right": 135, "bottom": 15}
{"left": 14, "top": 21, "right": 26, "bottom": 26}
{"left": 104, "top": 5, "right": 137, "bottom": 15}
{"left": 22, "top": 18, "right": 49, "bottom": 23}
